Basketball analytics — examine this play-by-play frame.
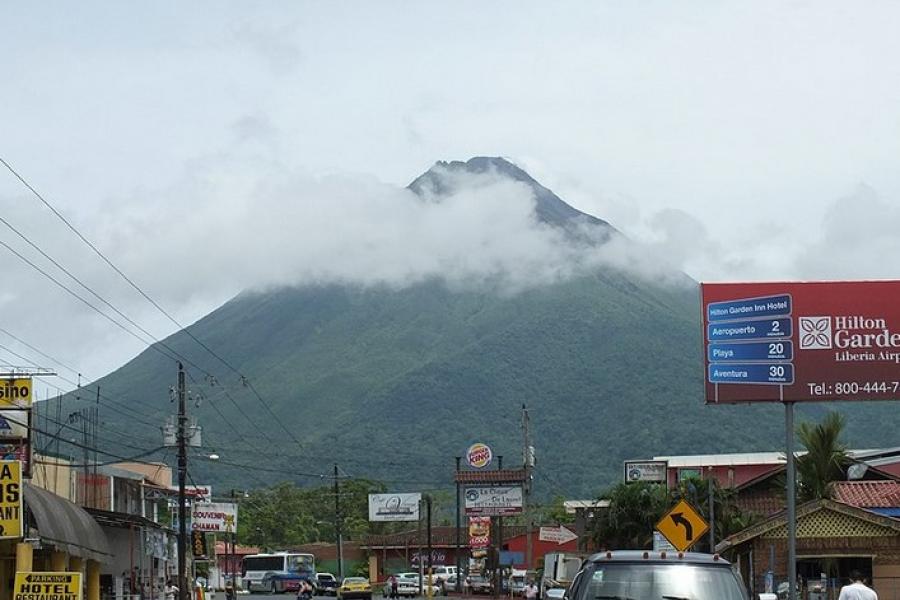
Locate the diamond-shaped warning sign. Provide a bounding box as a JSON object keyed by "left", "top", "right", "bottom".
{"left": 655, "top": 499, "right": 709, "bottom": 552}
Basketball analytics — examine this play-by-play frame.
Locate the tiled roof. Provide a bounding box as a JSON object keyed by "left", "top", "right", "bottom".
{"left": 454, "top": 469, "right": 527, "bottom": 483}
{"left": 833, "top": 481, "right": 900, "bottom": 508}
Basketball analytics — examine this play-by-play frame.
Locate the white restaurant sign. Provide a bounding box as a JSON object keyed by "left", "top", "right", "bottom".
{"left": 191, "top": 502, "right": 238, "bottom": 532}
{"left": 464, "top": 486, "right": 523, "bottom": 516}
{"left": 624, "top": 461, "right": 667, "bottom": 483}
{"left": 368, "top": 493, "right": 422, "bottom": 522}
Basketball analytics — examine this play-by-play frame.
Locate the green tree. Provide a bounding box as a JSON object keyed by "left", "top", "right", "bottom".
{"left": 672, "top": 476, "right": 758, "bottom": 550}
{"left": 591, "top": 481, "right": 669, "bottom": 550}
{"left": 796, "top": 411, "right": 850, "bottom": 502}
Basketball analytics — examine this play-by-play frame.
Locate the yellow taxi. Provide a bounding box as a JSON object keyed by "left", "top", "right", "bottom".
{"left": 337, "top": 577, "right": 372, "bottom": 600}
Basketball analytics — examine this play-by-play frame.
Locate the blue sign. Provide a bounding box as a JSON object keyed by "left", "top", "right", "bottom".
{"left": 707, "top": 318, "right": 791, "bottom": 341}
{"left": 707, "top": 294, "right": 791, "bottom": 322}
{"left": 708, "top": 363, "right": 794, "bottom": 385}
{"left": 708, "top": 340, "right": 793, "bottom": 362}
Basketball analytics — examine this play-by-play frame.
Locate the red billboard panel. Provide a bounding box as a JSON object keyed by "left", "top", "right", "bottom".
{"left": 702, "top": 280, "right": 900, "bottom": 403}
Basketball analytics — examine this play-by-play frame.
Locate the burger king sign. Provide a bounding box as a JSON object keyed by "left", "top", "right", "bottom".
{"left": 466, "top": 443, "right": 493, "bottom": 469}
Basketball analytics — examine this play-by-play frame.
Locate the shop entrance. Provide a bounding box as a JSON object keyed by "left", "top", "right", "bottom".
{"left": 794, "top": 556, "right": 871, "bottom": 600}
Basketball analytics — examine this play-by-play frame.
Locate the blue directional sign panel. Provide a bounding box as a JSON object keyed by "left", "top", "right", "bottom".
{"left": 708, "top": 363, "right": 794, "bottom": 385}
{"left": 707, "top": 318, "right": 792, "bottom": 342}
{"left": 708, "top": 340, "right": 793, "bottom": 362}
{"left": 707, "top": 294, "right": 792, "bottom": 322}
{"left": 706, "top": 292, "right": 794, "bottom": 388}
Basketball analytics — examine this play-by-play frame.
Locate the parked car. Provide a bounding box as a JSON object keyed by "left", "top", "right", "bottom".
{"left": 469, "top": 576, "right": 493, "bottom": 595}
{"left": 381, "top": 576, "right": 419, "bottom": 598}
{"left": 316, "top": 573, "right": 339, "bottom": 596}
{"left": 337, "top": 578, "right": 372, "bottom": 600}
{"left": 566, "top": 551, "right": 748, "bottom": 600}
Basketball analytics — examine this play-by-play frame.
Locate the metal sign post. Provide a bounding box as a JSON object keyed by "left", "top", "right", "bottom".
{"left": 785, "top": 399, "right": 797, "bottom": 600}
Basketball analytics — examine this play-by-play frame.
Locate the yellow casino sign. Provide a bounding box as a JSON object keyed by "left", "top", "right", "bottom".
{"left": 0, "top": 379, "right": 32, "bottom": 408}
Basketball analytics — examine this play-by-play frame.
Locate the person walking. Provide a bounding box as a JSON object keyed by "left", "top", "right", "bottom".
{"left": 524, "top": 581, "right": 538, "bottom": 600}
{"left": 389, "top": 575, "right": 398, "bottom": 600}
{"left": 838, "top": 570, "right": 877, "bottom": 600}
{"left": 164, "top": 581, "right": 179, "bottom": 600}
{"left": 224, "top": 580, "right": 236, "bottom": 600}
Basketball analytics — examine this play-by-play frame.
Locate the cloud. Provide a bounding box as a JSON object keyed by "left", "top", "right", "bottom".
{"left": 793, "top": 184, "right": 900, "bottom": 280}
{"left": 1, "top": 158, "right": 704, "bottom": 380}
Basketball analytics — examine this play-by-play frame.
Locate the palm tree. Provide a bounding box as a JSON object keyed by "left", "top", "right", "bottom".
{"left": 796, "top": 411, "right": 851, "bottom": 502}
{"left": 592, "top": 481, "right": 669, "bottom": 549}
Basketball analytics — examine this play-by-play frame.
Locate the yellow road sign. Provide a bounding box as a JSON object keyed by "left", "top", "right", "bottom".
{"left": 0, "top": 461, "right": 22, "bottom": 539}
{"left": 655, "top": 499, "right": 709, "bottom": 552}
{"left": 0, "top": 379, "right": 32, "bottom": 407}
{"left": 14, "top": 571, "right": 83, "bottom": 600}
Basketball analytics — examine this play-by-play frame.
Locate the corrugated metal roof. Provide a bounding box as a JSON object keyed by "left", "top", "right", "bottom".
{"left": 652, "top": 448, "right": 896, "bottom": 469}
{"left": 653, "top": 452, "right": 789, "bottom": 467}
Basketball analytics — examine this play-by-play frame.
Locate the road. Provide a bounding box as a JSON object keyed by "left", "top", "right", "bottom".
{"left": 241, "top": 595, "right": 448, "bottom": 600}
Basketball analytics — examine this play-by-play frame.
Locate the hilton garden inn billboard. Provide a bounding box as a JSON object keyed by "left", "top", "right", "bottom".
{"left": 703, "top": 281, "right": 900, "bottom": 404}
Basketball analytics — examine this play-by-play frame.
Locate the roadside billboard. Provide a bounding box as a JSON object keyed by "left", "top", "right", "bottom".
{"left": 468, "top": 516, "right": 491, "bottom": 549}
{"left": 703, "top": 281, "right": 900, "bottom": 403}
{"left": 624, "top": 460, "right": 667, "bottom": 483}
{"left": 0, "top": 461, "right": 22, "bottom": 539}
{"left": 185, "top": 485, "right": 213, "bottom": 501}
{"left": 368, "top": 493, "right": 421, "bottom": 521}
{"left": 190, "top": 502, "right": 238, "bottom": 532}
{"left": 464, "top": 486, "right": 523, "bottom": 516}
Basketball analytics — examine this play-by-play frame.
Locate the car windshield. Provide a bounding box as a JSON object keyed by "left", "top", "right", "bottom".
{"left": 344, "top": 578, "right": 367, "bottom": 584}
{"left": 572, "top": 562, "right": 747, "bottom": 600}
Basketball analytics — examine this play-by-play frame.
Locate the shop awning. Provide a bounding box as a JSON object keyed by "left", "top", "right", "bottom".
{"left": 25, "top": 482, "right": 113, "bottom": 563}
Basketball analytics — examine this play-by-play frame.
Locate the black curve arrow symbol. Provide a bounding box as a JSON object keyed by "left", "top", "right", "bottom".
{"left": 670, "top": 512, "right": 693, "bottom": 541}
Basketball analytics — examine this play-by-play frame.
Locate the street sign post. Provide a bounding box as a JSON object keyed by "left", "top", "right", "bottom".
{"left": 538, "top": 525, "right": 578, "bottom": 545}
{"left": 655, "top": 500, "right": 709, "bottom": 552}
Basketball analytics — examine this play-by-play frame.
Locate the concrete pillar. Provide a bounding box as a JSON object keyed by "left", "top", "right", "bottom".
{"left": 50, "top": 551, "right": 67, "bottom": 572}
{"left": 87, "top": 561, "right": 100, "bottom": 600}
{"left": 15, "top": 543, "right": 33, "bottom": 573}
{"left": 70, "top": 557, "right": 84, "bottom": 573}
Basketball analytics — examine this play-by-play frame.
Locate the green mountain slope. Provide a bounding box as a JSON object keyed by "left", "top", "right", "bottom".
{"left": 55, "top": 158, "right": 900, "bottom": 498}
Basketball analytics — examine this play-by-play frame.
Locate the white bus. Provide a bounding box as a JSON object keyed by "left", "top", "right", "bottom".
{"left": 243, "top": 552, "right": 316, "bottom": 593}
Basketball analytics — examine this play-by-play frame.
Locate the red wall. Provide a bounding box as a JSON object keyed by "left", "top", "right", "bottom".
{"left": 504, "top": 532, "right": 579, "bottom": 570}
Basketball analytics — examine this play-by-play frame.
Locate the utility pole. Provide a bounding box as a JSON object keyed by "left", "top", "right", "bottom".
{"left": 523, "top": 405, "right": 533, "bottom": 572}
{"left": 426, "top": 495, "right": 433, "bottom": 599}
{"left": 176, "top": 363, "right": 188, "bottom": 600}
{"left": 495, "top": 455, "right": 503, "bottom": 600}
{"left": 231, "top": 489, "right": 238, "bottom": 592}
{"left": 707, "top": 468, "right": 715, "bottom": 553}
{"left": 455, "top": 457, "right": 462, "bottom": 593}
{"left": 334, "top": 464, "right": 344, "bottom": 580}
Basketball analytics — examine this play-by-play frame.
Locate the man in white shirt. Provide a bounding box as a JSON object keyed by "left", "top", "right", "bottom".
{"left": 524, "top": 581, "right": 539, "bottom": 600}
{"left": 838, "top": 570, "right": 877, "bottom": 600}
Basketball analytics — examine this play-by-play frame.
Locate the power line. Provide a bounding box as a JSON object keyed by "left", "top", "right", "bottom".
{"left": 1, "top": 156, "right": 309, "bottom": 452}
{"left": 0, "top": 338, "right": 162, "bottom": 427}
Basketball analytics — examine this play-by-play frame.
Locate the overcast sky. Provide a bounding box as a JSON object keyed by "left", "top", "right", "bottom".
{"left": 3, "top": 1, "right": 900, "bottom": 390}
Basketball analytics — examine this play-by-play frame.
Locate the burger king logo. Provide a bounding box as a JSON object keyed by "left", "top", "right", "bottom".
{"left": 466, "top": 443, "right": 493, "bottom": 469}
